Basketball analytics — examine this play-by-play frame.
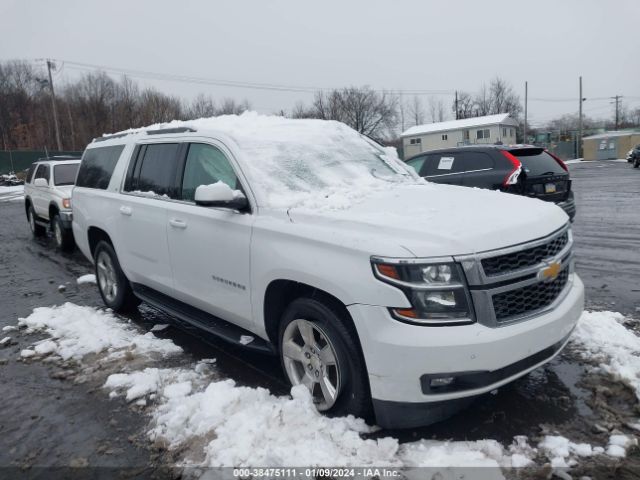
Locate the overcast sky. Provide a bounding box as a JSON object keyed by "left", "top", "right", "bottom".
{"left": 2, "top": 0, "right": 639, "bottom": 128}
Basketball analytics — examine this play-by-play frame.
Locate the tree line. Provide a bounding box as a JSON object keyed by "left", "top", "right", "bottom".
{"left": 6, "top": 59, "right": 634, "bottom": 153}
{"left": 0, "top": 60, "right": 252, "bottom": 152}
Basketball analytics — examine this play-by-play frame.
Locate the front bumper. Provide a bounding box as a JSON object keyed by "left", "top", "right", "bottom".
{"left": 59, "top": 210, "right": 73, "bottom": 228}
{"left": 347, "top": 274, "right": 584, "bottom": 428}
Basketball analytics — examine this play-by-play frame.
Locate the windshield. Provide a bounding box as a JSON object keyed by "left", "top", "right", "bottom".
{"left": 238, "top": 137, "right": 420, "bottom": 208}
{"left": 54, "top": 163, "right": 80, "bottom": 186}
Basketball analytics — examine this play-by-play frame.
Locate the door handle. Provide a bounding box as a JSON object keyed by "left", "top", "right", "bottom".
{"left": 169, "top": 219, "right": 187, "bottom": 229}
{"left": 119, "top": 206, "right": 132, "bottom": 216}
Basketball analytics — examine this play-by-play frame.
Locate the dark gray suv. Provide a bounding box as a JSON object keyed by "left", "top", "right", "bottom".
{"left": 406, "top": 145, "right": 576, "bottom": 221}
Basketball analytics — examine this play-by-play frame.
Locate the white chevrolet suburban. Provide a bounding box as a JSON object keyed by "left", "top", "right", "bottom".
{"left": 72, "top": 114, "right": 584, "bottom": 428}
{"left": 24, "top": 157, "right": 81, "bottom": 251}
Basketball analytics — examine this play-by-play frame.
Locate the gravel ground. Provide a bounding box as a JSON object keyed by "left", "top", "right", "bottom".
{"left": 0, "top": 159, "right": 638, "bottom": 476}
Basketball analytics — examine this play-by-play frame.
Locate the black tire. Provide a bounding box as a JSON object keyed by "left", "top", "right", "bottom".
{"left": 93, "top": 240, "right": 140, "bottom": 313}
{"left": 52, "top": 214, "right": 75, "bottom": 252}
{"left": 27, "top": 204, "right": 46, "bottom": 237}
{"left": 634, "top": 158, "right": 639, "bottom": 168}
{"left": 278, "top": 297, "right": 371, "bottom": 419}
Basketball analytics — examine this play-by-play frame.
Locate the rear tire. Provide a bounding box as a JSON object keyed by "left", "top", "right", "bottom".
{"left": 278, "top": 297, "right": 371, "bottom": 419}
{"left": 52, "top": 214, "right": 74, "bottom": 252}
{"left": 634, "top": 158, "right": 639, "bottom": 168}
{"left": 28, "top": 205, "right": 46, "bottom": 237}
{"left": 94, "top": 240, "right": 140, "bottom": 313}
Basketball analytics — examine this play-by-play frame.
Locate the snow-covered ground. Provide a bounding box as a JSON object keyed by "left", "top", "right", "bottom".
{"left": 77, "top": 274, "right": 97, "bottom": 285}
{"left": 11, "top": 303, "right": 639, "bottom": 474}
{"left": 0, "top": 185, "right": 24, "bottom": 203}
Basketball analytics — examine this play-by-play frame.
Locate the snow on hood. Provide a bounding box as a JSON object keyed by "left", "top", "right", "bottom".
{"left": 287, "top": 183, "right": 569, "bottom": 257}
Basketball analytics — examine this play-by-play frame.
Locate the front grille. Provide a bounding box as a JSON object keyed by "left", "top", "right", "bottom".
{"left": 482, "top": 231, "right": 568, "bottom": 276}
{"left": 492, "top": 268, "right": 570, "bottom": 322}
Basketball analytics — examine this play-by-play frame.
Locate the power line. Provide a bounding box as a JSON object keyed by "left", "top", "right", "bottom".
{"left": 51, "top": 59, "right": 456, "bottom": 96}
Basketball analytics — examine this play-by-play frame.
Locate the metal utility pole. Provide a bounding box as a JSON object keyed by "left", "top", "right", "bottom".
{"left": 46, "top": 60, "right": 63, "bottom": 151}
{"left": 578, "top": 76, "right": 583, "bottom": 158}
{"left": 455, "top": 91, "right": 459, "bottom": 120}
{"left": 523, "top": 81, "right": 528, "bottom": 144}
{"left": 611, "top": 95, "right": 622, "bottom": 130}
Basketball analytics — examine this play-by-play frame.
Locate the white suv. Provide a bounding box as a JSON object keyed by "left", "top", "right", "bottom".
{"left": 24, "top": 157, "right": 81, "bottom": 251}
{"left": 72, "top": 115, "right": 584, "bottom": 428}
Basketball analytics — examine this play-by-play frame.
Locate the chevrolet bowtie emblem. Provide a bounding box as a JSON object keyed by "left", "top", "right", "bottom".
{"left": 539, "top": 261, "right": 561, "bottom": 282}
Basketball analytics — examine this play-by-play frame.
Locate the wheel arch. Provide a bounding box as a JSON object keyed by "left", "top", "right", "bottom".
{"left": 87, "top": 226, "right": 113, "bottom": 258}
{"left": 48, "top": 202, "right": 59, "bottom": 222}
{"left": 263, "top": 279, "right": 360, "bottom": 353}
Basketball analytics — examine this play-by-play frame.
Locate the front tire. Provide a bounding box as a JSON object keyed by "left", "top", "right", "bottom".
{"left": 634, "top": 158, "right": 639, "bottom": 168}
{"left": 52, "top": 214, "right": 74, "bottom": 252}
{"left": 278, "top": 297, "right": 371, "bottom": 419}
{"left": 94, "top": 241, "right": 140, "bottom": 313}
{"left": 27, "top": 205, "right": 46, "bottom": 237}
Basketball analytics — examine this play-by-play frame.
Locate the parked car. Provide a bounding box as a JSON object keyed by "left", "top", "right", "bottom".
{"left": 24, "top": 156, "right": 81, "bottom": 251}
{"left": 0, "top": 172, "right": 24, "bottom": 186}
{"left": 72, "top": 117, "right": 584, "bottom": 428}
{"left": 405, "top": 145, "right": 576, "bottom": 221}
{"left": 630, "top": 145, "right": 640, "bottom": 168}
{"left": 626, "top": 148, "right": 634, "bottom": 163}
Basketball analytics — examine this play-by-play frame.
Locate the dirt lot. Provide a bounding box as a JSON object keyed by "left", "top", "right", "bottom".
{"left": 0, "top": 159, "right": 639, "bottom": 477}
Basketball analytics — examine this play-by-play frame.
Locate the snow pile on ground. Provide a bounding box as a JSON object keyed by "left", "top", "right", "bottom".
{"left": 14, "top": 303, "right": 640, "bottom": 471}
{"left": 106, "top": 365, "right": 532, "bottom": 470}
{"left": 17, "top": 303, "right": 182, "bottom": 361}
{"left": 109, "top": 112, "right": 422, "bottom": 210}
{"left": 0, "top": 185, "right": 24, "bottom": 202}
{"left": 77, "top": 274, "right": 96, "bottom": 285}
{"left": 571, "top": 310, "right": 640, "bottom": 401}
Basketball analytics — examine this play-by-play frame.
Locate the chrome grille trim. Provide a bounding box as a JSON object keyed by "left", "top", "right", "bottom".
{"left": 454, "top": 224, "right": 572, "bottom": 286}
{"left": 455, "top": 223, "right": 574, "bottom": 328}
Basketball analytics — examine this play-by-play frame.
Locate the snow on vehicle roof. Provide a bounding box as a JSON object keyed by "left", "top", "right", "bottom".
{"left": 107, "top": 112, "right": 422, "bottom": 210}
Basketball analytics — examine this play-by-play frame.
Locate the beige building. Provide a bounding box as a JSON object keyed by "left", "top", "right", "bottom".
{"left": 401, "top": 113, "right": 519, "bottom": 159}
{"left": 582, "top": 131, "right": 640, "bottom": 161}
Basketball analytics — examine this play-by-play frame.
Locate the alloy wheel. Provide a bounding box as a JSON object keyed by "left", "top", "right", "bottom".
{"left": 282, "top": 319, "right": 341, "bottom": 410}
{"left": 96, "top": 251, "right": 118, "bottom": 303}
{"left": 54, "top": 221, "right": 62, "bottom": 247}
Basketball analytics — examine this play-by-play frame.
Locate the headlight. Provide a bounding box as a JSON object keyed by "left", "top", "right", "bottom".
{"left": 372, "top": 259, "right": 474, "bottom": 325}
{"left": 62, "top": 198, "right": 71, "bottom": 209}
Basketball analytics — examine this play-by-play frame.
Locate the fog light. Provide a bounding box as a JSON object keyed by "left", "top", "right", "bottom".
{"left": 430, "top": 376, "right": 455, "bottom": 387}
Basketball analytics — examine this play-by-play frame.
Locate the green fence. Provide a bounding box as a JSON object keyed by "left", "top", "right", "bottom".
{"left": 0, "top": 151, "right": 83, "bottom": 175}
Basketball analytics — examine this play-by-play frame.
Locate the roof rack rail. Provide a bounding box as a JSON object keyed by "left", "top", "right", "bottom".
{"left": 146, "top": 127, "right": 196, "bottom": 135}
{"left": 93, "top": 132, "right": 131, "bottom": 143}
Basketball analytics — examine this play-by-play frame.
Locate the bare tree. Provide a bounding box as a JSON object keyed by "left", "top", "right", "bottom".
{"left": 450, "top": 77, "right": 522, "bottom": 120}
{"left": 452, "top": 91, "right": 475, "bottom": 119}
{"left": 308, "top": 86, "right": 397, "bottom": 138}
{"left": 428, "top": 96, "right": 446, "bottom": 123}
{"left": 185, "top": 94, "right": 216, "bottom": 119}
{"left": 216, "top": 98, "right": 251, "bottom": 115}
{"left": 408, "top": 95, "right": 425, "bottom": 126}
{"left": 137, "top": 88, "right": 183, "bottom": 124}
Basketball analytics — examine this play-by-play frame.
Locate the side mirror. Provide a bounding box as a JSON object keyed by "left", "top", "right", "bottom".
{"left": 194, "top": 182, "right": 248, "bottom": 210}
{"left": 34, "top": 178, "right": 49, "bottom": 188}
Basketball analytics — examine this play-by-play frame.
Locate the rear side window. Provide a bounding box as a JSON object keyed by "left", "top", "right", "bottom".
{"left": 464, "top": 152, "right": 494, "bottom": 170}
{"left": 425, "top": 154, "right": 466, "bottom": 175}
{"left": 54, "top": 163, "right": 80, "bottom": 186}
{"left": 132, "top": 143, "right": 180, "bottom": 198}
{"left": 76, "top": 145, "right": 125, "bottom": 190}
{"left": 511, "top": 149, "right": 565, "bottom": 176}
